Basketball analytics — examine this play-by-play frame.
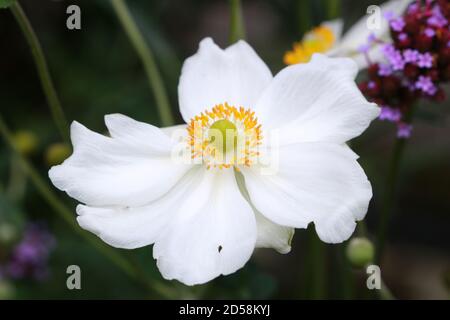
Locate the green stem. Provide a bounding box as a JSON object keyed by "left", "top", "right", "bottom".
{"left": 357, "top": 221, "right": 396, "bottom": 299}
{"left": 0, "top": 115, "right": 174, "bottom": 298}
{"left": 357, "top": 220, "right": 369, "bottom": 237}
{"left": 375, "top": 137, "right": 407, "bottom": 264}
{"left": 229, "top": 0, "right": 246, "bottom": 43}
{"left": 334, "top": 244, "right": 354, "bottom": 299}
{"left": 379, "top": 278, "right": 395, "bottom": 300}
{"left": 312, "top": 237, "right": 326, "bottom": 299}
{"left": 10, "top": 2, "right": 69, "bottom": 143}
{"left": 325, "top": 0, "right": 340, "bottom": 19}
{"left": 111, "top": 0, "right": 174, "bottom": 127}
{"left": 304, "top": 229, "right": 326, "bottom": 299}
{"left": 6, "top": 155, "right": 27, "bottom": 202}
{"left": 376, "top": 103, "right": 417, "bottom": 263}
{"left": 296, "top": 0, "right": 311, "bottom": 36}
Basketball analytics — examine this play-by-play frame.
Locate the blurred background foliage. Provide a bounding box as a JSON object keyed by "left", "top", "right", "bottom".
{"left": 0, "top": 0, "right": 449, "bottom": 299}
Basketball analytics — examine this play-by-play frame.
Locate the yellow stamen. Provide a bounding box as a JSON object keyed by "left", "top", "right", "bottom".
{"left": 187, "top": 103, "right": 262, "bottom": 170}
{"left": 283, "top": 25, "right": 335, "bottom": 65}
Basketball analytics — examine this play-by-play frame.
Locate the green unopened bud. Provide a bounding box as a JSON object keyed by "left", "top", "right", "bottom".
{"left": 0, "top": 281, "right": 15, "bottom": 300}
{"left": 346, "top": 237, "right": 374, "bottom": 268}
{"left": 45, "top": 143, "right": 72, "bottom": 166}
{"left": 0, "top": 223, "right": 18, "bottom": 245}
{"left": 13, "top": 130, "right": 39, "bottom": 156}
{"left": 208, "top": 119, "right": 237, "bottom": 154}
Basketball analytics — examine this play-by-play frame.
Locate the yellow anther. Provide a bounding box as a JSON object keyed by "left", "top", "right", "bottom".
{"left": 187, "top": 103, "right": 262, "bottom": 169}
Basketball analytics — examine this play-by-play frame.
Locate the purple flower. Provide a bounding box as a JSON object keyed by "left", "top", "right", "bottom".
{"left": 427, "top": 6, "right": 448, "bottom": 28}
{"left": 383, "top": 11, "right": 395, "bottom": 21}
{"left": 5, "top": 224, "right": 55, "bottom": 281}
{"left": 368, "top": 81, "right": 376, "bottom": 89}
{"left": 415, "top": 75, "right": 437, "bottom": 95}
{"left": 417, "top": 52, "right": 433, "bottom": 68}
{"left": 403, "top": 79, "right": 417, "bottom": 92}
{"left": 379, "top": 106, "right": 402, "bottom": 122}
{"left": 382, "top": 44, "right": 405, "bottom": 70}
{"left": 14, "top": 242, "right": 41, "bottom": 264}
{"left": 390, "top": 17, "right": 405, "bottom": 32}
{"left": 367, "top": 33, "right": 376, "bottom": 44}
{"left": 403, "top": 49, "right": 420, "bottom": 63}
{"left": 358, "top": 44, "right": 370, "bottom": 54}
{"left": 424, "top": 28, "right": 435, "bottom": 38}
{"left": 378, "top": 64, "right": 393, "bottom": 76}
{"left": 398, "top": 33, "right": 408, "bottom": 41}
{"left": 407, "top": 3, "right": 419, "bottom": 14}
{"left": 387, "top": 50, "right": 405, "bottom": 71}
{"left": 382, "top": 44, "right": 396, "bottom": 55}
{"left": 397, "top": 123, "right": 413, "bottom": 138}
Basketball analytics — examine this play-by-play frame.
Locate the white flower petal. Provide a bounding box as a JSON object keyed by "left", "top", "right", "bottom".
{"left": 153, "top": 168, "right": 257, "bottom": 286}
{"left": 160, "top": 124, "right": 187, "bottom": 137}
{"left": 345, "top": 45, "right": 387, "bottom": 70}
{"left": 242, "top": 142, "right": 373, "bottom": 244}
{"left": 322, "top": 19, "right": 344, "bottom": 43}
{"left": 332, "top": 0, "right": 413, "bottom": 56}
{"left": 76, "top": 205, "right": 168, "bottom": 249}
{"left": 75, "top": 167, "right": 202, "bottom": 249}
{"left": 234, "top": 170, "right": 293, "bottom": 254}
{"left": 49, "top": 118, "right": 191, "bottom": 207}
{"left": 178, "top": 38, "right": 272, "bottom": 122}
{"left": 104, "top": 113, "right": 173, "bottom": 153}
{"left": 255, "top": 212, "right": 294, "bottom": 254}
{"left": 255, "top": 54, "right": 379, "bottom": 144}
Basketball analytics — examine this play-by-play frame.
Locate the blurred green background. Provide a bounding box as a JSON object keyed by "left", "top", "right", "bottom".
{"left": 0, "top": 0, "right": 449, "bottom": 299}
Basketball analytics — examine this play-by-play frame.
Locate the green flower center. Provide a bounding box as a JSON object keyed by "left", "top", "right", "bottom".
{"left": 208, "top": 119, "right": 237, "bottom": 154}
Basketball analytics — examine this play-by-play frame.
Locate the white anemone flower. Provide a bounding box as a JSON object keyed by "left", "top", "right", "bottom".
{"left": 284, "top": 0, "right": 414, "bottom": 69}
{"left": 49, "top": 38, "right": 379, "bottom": 286}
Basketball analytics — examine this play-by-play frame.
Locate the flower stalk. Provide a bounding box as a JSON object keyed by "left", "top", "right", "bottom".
{"left": 296, "top": 0, "right": 311, "bottom": 36}
{"left": 111, "top": 0, "right": 175, "bottom": 127}
{"left": 10, "top": 2, "right": 69, "bottom": 143}
{"left": 376, "top": 104, "right": 416, "bottom": 263}
{"left": 325, "top": 0, "right": 340, "bottom": 19}
{"left": 6, "top": 155, "right": 27, "bottom": 202}
{"left": 375, "top": 137, "right": 407, "bottom": 263}
{"left": 379, "top": 278, "right": 395, "bottom": 300}
{"left": 307, "top": 230, "right": 326, "bottom": 299}
{"left": 229, "top": 0, "right": 246, "bottom": 43}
